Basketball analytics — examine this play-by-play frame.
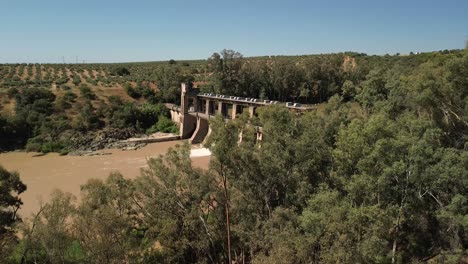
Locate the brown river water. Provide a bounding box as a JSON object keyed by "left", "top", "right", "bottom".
{"left": 0, "top": 140, "right": 210, "bottom": 218}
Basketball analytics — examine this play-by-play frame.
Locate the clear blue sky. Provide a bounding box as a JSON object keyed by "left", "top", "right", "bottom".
{"left": 1, "top": 0, "right": 467, "bottom": 63}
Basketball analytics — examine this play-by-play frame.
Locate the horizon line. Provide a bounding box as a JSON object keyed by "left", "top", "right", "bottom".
{"left": 0, "top": 48, "right": 465, "bottom": 65}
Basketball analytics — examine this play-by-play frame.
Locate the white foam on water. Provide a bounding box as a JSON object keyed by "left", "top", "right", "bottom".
{"left": 190, "top": 148, "right": 212, "bottom": 157}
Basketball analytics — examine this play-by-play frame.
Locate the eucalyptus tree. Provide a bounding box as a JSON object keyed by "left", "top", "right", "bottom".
{"left": 0, "top": 166, "right": 26, "bottom": 261}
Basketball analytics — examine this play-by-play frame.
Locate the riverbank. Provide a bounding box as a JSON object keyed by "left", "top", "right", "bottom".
{"left": 0, "top": 140, "right": 210, "bottom": 218}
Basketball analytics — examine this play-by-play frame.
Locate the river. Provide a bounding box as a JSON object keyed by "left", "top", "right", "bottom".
{"left": 0, "top": 140, "right": 210, "bottom": 218}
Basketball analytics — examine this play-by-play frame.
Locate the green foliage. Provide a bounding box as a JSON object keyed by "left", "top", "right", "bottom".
{"left": 25, "top": 137, "right": 71, "bottom": 154}
{"left": 107, "top": 100, "right": 172, "bottom": 132}
{"left": 0, "top": 166, "right": 26, "bottom": 234}
{"left": 123, "top": 83, "right": 141, "bottom": 99}
{"left": 11, "top": 190, "right": 86, "bottom": 263}
{"left": 0, "top": 115, "right": 30, "bottom": 151}
{"left": 55, "top": 91, "right": 77, "bottom": 111}
{"left": 146, "top": 115, "right": 178, "bottom": 134}
{"left": 73, "top": 101, "right": 103, "bottom": 131}
{"left": 124, "top": 82, "right": 157, "bottom": 100}
{"left": 12, "top": 145, "right": 225, "bottom": 263}
{"left": 60, "top": 84, "right": 71, "bottom": 90}
{"left": 110, "top": 66, "right": 130, "bottom": 76}
{"left": 2, "top": 49, "right": 468, "bottom": 263}
{"left": 15, "top": 87, "right": 55, "bottom": 115}
{"left": 1, "top": 88, "right": 60, "bottom": 150}
{"left": 72, "top": 74, "right": 81, "bottom": 86}
{"left": 139, "top": 85, "right": 156, "bottom": 99}
{"left": 6, "top": 87, "right": 18, "bottom": 98}
{"left": 0, "top": 166, "right": 26, "bottom": 260}
{"left": 78, "top": 84, "right": 96, "bottom": 100}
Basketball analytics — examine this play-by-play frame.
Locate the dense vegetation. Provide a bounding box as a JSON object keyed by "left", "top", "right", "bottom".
{"left": 0, "top": 48, "right": 467, "bottom": 263}
{"left": 1, "top": 49, "right": 465, "bottom": 154}
{"left": 0, "top": 166, "right": 26, "bottom": 261}
{"left": 0, "top": 59, "right": 197, "bottom": 153}
{"left": 0, "top": 86, "right": 175, "bottom": 153}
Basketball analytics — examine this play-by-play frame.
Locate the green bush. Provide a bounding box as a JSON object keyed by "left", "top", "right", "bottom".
{"left": 111, "top": 67, "right": 130, "bottom": 76}
{"left": 72, "top": 74, "right": 81, "bottom": 86}
{"left": 0, "top": 115, "right": 29, "bottom": 150}
{"left": 15, "top": 87, "right": 56, "bottom": 115}
{"left": 79, "top": 84, "right": 96, "bottom": 100}
{"left": 108, "top": 100, "right": 171, "bottom": 132}
{"left": 61, "top": 84, "right": 71, "bottom": 90}
{"left": 73, "top": 102, "right": 103, "bottom": 131}
{"left": 146, "top": 115, "right": 178, "bottom": 134}
{"left": 25, "top": 137, "right": 71, "bottom": 154}
{"left": 63, "top": 91, "right": 77, "bottom": 102}
{"left": 124, "top": 83, "right": 141, "bottom": 99}
{"left": 6, "top": 87, "right": 18, "bottom": 98}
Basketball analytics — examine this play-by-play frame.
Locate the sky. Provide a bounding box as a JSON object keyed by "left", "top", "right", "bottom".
{"left": 1, "top": 0, "right": 467, "bottom": 63}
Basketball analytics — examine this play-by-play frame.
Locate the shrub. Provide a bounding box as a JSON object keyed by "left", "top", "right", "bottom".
{"left": 140, "top": 86, "right": 155, "bottom": 98}
{"left": 61, "top": 85, "right": 71, "bottom": 90}
{"left": 63, "top": 91, "right": 77, "bottom": 103}
{"left": 111, "top": 67, "right": 130, "bottom": 76}
{"left": 15, "top": 87, "right": 56, "bottom": 115}
{"left": 124, "top": 84, "right": 141, "bottom": 99}
{"left": 6, "top": 87, "right": 18, "bottom": 98}
{"left": 26, "top": 137, "right": 71, "bottom": 154}
{"left": 79, "top": 84, "right": 96, "bottom": 100}
{"left": 72, "top": 74, "right": 81, "bottom": 86}
{"left": 146, "top": 115, "right": 178, "bottom": 134}
{"left": 73, "top": 102, "right": 103, "bottom": 131}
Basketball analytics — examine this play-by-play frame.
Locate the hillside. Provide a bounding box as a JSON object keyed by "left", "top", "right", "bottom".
{"left": 0, "top": 61, "right": 203, "bottom": 114}
{"left": 1, "top": 49, "right": 464, "bottom": 111}
{"left": 0, "top": 49, "right": 466, "bottom": 154}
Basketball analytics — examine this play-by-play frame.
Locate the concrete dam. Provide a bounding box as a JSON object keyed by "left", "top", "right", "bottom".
{"left": 169, "top": 83, "right": 317, "bottom": 144}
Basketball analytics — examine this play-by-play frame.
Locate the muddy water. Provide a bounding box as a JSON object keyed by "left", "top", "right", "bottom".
{"left": 0, "top": 141, "right": 210, "bottom": 218}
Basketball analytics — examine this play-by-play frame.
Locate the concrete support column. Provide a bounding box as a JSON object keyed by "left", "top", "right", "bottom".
{"left": 257, "top": 132, "right": 263, "bottom": 141}
{"left": 232, "top": 104, "right": 237, "bottom": 119}
{"left": 181, "top": 83, "right": 189, "bottom": 114}
{"left": 193, "top": 98, "right": 199, "bottom": 113}
{"left": 218, "top": 101, "right": 223, "bottom": 116}
{"left": 179, "top": 83, "right": 196, "bottom": 139}
{"left": 205, "top": 100, "right": 210, "bottom": 115}
{"left": 248, "top": 106, "right": 255, "bottom": 118}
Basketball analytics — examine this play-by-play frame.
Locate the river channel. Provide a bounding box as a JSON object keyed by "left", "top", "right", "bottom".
{"left": 0, "top": 140, "right": 210, "bottom": 218}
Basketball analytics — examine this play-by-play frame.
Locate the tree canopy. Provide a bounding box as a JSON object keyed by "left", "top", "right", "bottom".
{"left": 1, "top": 49, "right": 467, "bottom": 263}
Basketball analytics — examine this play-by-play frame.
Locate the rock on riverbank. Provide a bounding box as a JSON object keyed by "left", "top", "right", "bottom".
{"left": 68, "top": 128, "right": 179, "bottom": 156}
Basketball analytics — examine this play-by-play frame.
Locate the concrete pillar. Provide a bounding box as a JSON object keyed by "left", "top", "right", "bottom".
{"left": 257, "top": 132, "right": 263, "bottom": 141}
{"left": 179, "top": 83, "right": 196, "bottom": 139}
{"left": 232, "top": 104, "right": 237, "bottom": 119}
{"left": 218, "top": 101, "right": 223, "bottom": 116}
{"left": 248, "top": 106, "right": 255, "bottom": 118}
{"left": 180, "top": 83, "right": 189, "bottom": 114}
{"left": 205, "top": 99, "right": 210, "bottom": 115}
{"left": 193, "top": 97, "right": 198, "bottom": 112}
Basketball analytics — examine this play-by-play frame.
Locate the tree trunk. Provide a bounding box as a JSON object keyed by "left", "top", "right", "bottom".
{"left": 392, "top": 214, "right": 400, "bottom": 264}
{"left": 392, "top": 169, "right": 411, "bottom": 264}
